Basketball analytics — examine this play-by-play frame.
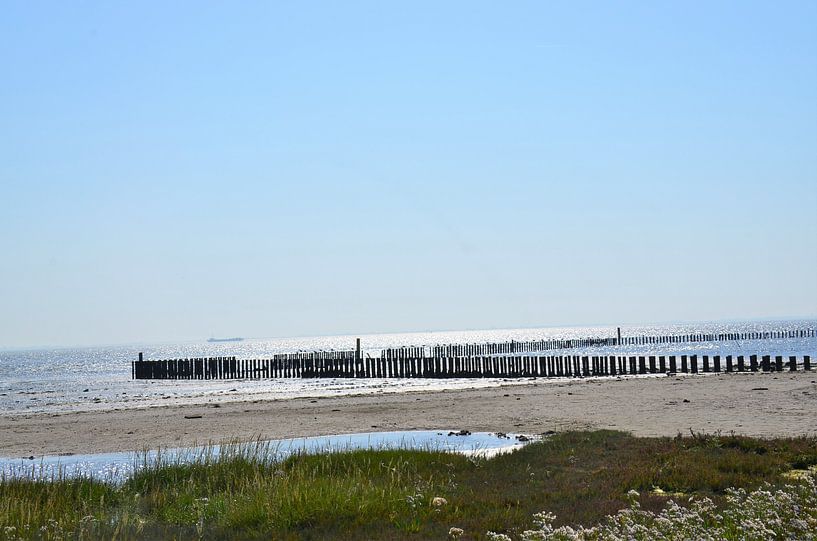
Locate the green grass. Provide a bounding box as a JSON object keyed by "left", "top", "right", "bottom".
{"left": 2, "top": 430, "right": 816, "bottom": 540}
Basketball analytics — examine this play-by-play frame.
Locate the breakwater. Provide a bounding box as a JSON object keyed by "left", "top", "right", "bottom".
{"left": 132, "top": 328, "right": 815, "bottom": 380}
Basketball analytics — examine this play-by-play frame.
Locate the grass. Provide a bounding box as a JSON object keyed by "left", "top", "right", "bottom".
{"left": 1, "top": 430, "right": 816, "bottom": 540}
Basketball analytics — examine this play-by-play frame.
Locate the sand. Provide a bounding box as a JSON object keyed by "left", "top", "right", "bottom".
{"left": 1, "top": 372, "right": 816, "bottom": 457}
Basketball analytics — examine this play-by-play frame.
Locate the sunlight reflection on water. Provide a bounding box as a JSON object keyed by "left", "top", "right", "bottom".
{"left": 1, "top": 320, "right": 814, "bottom": 416}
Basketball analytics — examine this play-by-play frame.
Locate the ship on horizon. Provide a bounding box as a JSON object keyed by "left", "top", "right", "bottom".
{"left": 207, "top": 337, "right": 244, "bottom": 343}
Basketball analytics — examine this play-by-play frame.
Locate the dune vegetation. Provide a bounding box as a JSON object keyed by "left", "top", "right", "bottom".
{"left": 1, "top": 430, "right": 816, "bottom": 540}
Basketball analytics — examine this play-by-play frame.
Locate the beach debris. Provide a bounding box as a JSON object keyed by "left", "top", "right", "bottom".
{"left": 27, "top": 456, "right": 34, "bottom": 460}
{"left": 650, "top": 485, "right": 686, "bottom": 497}
{"left": 184, "top": 414, "right": 203, "bottom": 419}
{"left": 82, "top": 389, "right": 89, "bottom": 392}
{"left": 494, "top": 432, "right": 509, "bottom": 439}
{"left": 516, "top": 435, "right": 530, "bottom": 442}
{"left": 683, "top": 399, "right": 690, "bottom": 403}
{"left": 751, "top": 387, "right": 769, "bottom": 391}
{"left": 431, "top": 496, "right": 448, "bottom": 507}
{"left": 449, "top": 526, "right": 464, "bottom": 538}
{"left": 448, "top": 429, "right": 471, "bottom": 436}
{"left": 542, "top": 430, "right": 557, "bottom": 436}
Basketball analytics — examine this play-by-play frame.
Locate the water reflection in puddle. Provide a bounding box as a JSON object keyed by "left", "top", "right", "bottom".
{"left": 0, "top": 430, "right": 535, "bottom": 482}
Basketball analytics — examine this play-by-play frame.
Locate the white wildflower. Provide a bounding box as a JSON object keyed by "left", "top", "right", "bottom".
{"left": 487, "top": 472, "right": 817, "bottom": 540}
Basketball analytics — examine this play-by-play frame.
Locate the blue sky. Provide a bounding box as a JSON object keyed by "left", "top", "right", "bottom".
{"left": 1, "top": 1, "right": 816, "bottom": 348}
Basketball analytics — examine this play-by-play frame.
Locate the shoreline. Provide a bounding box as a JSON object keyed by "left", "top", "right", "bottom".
{"left": 2, "top": 371, "right": 816, "bottom": 458}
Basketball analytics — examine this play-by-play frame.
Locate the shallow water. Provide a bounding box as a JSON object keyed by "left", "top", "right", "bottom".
{"left": 1, "top": 320, "right": 815, "bottom": 416}
{"left": 0, "top": 430, "right": 532, "bottom": 482}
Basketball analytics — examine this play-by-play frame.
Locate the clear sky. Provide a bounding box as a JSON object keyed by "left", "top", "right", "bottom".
{"left": 1, "top": 1, "right": 816, "bottom": 348}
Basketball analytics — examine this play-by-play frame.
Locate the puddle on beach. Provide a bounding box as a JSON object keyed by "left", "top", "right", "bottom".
{"left": 0, "top": 430, "right": 534, "bottom": 482}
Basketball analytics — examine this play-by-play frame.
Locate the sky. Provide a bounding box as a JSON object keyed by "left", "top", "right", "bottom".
{"left": 1, "top": 1, "right": 816, "bottom": 348}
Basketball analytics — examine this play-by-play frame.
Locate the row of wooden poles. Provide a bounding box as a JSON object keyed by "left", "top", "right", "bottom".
{"left": 133, "top": 353, "right": 813, "bottom": 380}
{"left": 392, "top": 328, "right": 816, "bottom": 360}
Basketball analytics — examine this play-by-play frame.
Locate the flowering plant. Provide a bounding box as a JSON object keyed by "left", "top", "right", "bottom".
{"left": 488, "top": 474, "right": 817, "bottom": 540}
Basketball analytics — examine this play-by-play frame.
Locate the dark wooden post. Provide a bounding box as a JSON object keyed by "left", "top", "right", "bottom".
{"left": 775, "top": 355, "right": 783, "bottom": 372}
{"left": 805, "top": 355, "right": 812, "bottom": 371}
{"left": 714, "top": 355, "right": 721, "bottom": 372}
{"left": 789, "top": 355, "right": 797, "bottom": 371}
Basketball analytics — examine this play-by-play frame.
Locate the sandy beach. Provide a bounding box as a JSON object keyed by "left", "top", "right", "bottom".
{"left": 2, "top": 372, "right": 816, "bottom": 458}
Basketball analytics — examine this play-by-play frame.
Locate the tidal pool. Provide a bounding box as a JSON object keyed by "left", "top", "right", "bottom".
{"left": 0, "top": 430, "right": 534, "bottom": 482}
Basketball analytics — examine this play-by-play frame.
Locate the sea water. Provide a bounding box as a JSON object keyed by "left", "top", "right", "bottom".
{"left": 1, "top": 320, "right": 815, "bottom": 417}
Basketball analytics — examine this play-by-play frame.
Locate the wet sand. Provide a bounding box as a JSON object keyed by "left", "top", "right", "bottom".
{"left": 1, "top": 372, "right": 816, "bottom": 457}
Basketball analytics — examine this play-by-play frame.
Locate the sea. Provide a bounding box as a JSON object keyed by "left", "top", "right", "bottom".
{"left": 2, "top": 320, "right": 816, "bottom": 418}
